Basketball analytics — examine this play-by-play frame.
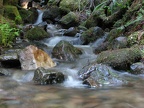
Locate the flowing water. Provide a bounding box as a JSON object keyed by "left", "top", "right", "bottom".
{"left": 1, "top": 13, "right": 144, "bottom": 108}
{"left": 33, "top": 9, "right": 43, "bottom": 25}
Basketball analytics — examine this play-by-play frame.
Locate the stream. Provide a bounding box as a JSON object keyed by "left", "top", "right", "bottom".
{"left": 1, "top": 9, "right": 144, "bottom": 108}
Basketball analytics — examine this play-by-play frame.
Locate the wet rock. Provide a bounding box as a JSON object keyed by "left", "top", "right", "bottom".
{"left": 0, "top": 53, "right": 20, "bottom": 68}
{"left": 33, "top": 67, "right": 65, "bottom": 85}
{"left": 81, "top": 26, "right": 105, "bottom": 44}
{"left": 96, "top": 47, "right": 142, "bottom": 70}
{"left": 52, "top": 40, "right": 82, "bottom": 61}
{"left": 59, "top": 12, "right": 79, "bottom": 28}
{"left": 130, "top": 62, "right": 144, "bottom": 74}
{"left": 19, "top": 45, "right": 56, "bottom": 70}
{"left": 42, "top": 6, "right": 61, "bottom": 22}
{"left": 94, "top": 42, "right": 109, "bottom": 54}
{"left": 25, "top": 26, "right": 50, "bottom": 40}
{"left": 78, "top": 64, "right": 127, "bottom": 87}
{"left": 63, "top": 27, "right": 77, "bottom": 36}
{"left": 112, "top": 36, "right": 128, "bottom": 49}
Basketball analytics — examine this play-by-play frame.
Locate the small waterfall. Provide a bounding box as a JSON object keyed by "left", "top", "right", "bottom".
{"left": 62, "top": 69, "right": 85, "bottom": 88}
{"left": 34, "top": 9, "right": 43, "bottom": 25}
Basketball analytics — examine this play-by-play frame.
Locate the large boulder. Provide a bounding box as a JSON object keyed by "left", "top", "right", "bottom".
{"left": 96, "top": 47, "right": 142, "bottom": 70}
{"left": 78, "top": 63, "right": 139, "bottom": 87}
{"left": 52, "top": 40, "right": 82, "bottom": 61}
{"left": 25, "top": 26, "right": 50, "bottom": 40}
{"left": 59, "top": 12, "right": 79, "bottom": 28}
{"left": 19, "top": 45, "right": 56, "bottom": 70}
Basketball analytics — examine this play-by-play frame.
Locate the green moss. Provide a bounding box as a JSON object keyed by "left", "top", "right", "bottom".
{"left": 3, "top": 5, "right": 22, "bottom": 24}
{"left": 106, "top": 28, "right": 123, "bottom": 43}
{"left": 0, "top": 15, "right": 15, "bottom": 25}
{"left": 0, "top": 0, "right": 3, "bottom": 7}
{"left": 59, "top": 12, "right": 79, "bottom": 28}
{"left": 96, "top": 47, "right": 142, "bottom": 70}
{"left": 60, "top": 0, "right": 88, "bottom": 11}
{"left": 3, "top": 0, "right": 18, "bottom": 6}
{"left": 127, "top": 30, "right": 144, "bottom": 46}
{"left": 25, "top": 27, "right": 50, "bottom": 41}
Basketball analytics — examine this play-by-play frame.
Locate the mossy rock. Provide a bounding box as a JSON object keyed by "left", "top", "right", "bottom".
{"left": 96, "top": 47, "right": 142, "bottom": 70}
{"left": 127, "top": 30, "right": 144, "bottom": 46}
{"left": 59, "top": 12, "right": 79, "bottom": 28}
{"left": 81, "top": 26, "right": 105, "bottom": 44}
{"left": 106, "top": 28, "right": 124, "bottom": 43}
{"left": 25, "top": 27, "right": 50, "bottom": 40}
{"left": 19, "top": 8, "right": 38, "bottom": 24}
{"left": 3, "top": 5, "right": 22, "bottom": 24}
{"left": 59, "top": 0, "right": 88, "bottom": 11}
{"left": 84, "top": 12, "right": 101, "bottom": 29}
{"left": 3, "top": 0, "right": 18, "bottom": 6}
{"left": 52, "top": 40, "right": 82, "bottom": 61}
{"left": 0, "top": 15, "right": 15, "bottom": 25}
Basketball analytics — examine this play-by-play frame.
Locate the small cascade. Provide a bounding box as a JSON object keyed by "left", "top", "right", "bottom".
{"left": 62, "top": 69, "right": 85, "bottom": 88}
{"left": 43, "top": 36, "right": 83, "bottom": 47}
{"left": 63, "top": 76, "right": 84, "bottom": 88}
{"left": 34, "top": 9, "right": 43, "bottom": 25}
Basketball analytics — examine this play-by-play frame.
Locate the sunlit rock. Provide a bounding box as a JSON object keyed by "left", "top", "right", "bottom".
{"left": 19, "top": 45, "right": 56, "bottom": 70}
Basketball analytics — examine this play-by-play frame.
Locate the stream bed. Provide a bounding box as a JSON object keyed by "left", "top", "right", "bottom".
{"left": 1, "top": 40, "right": 144, "bottom": 108}
{"left": 1, "top": 75, "right": 144, "bottom": 108}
